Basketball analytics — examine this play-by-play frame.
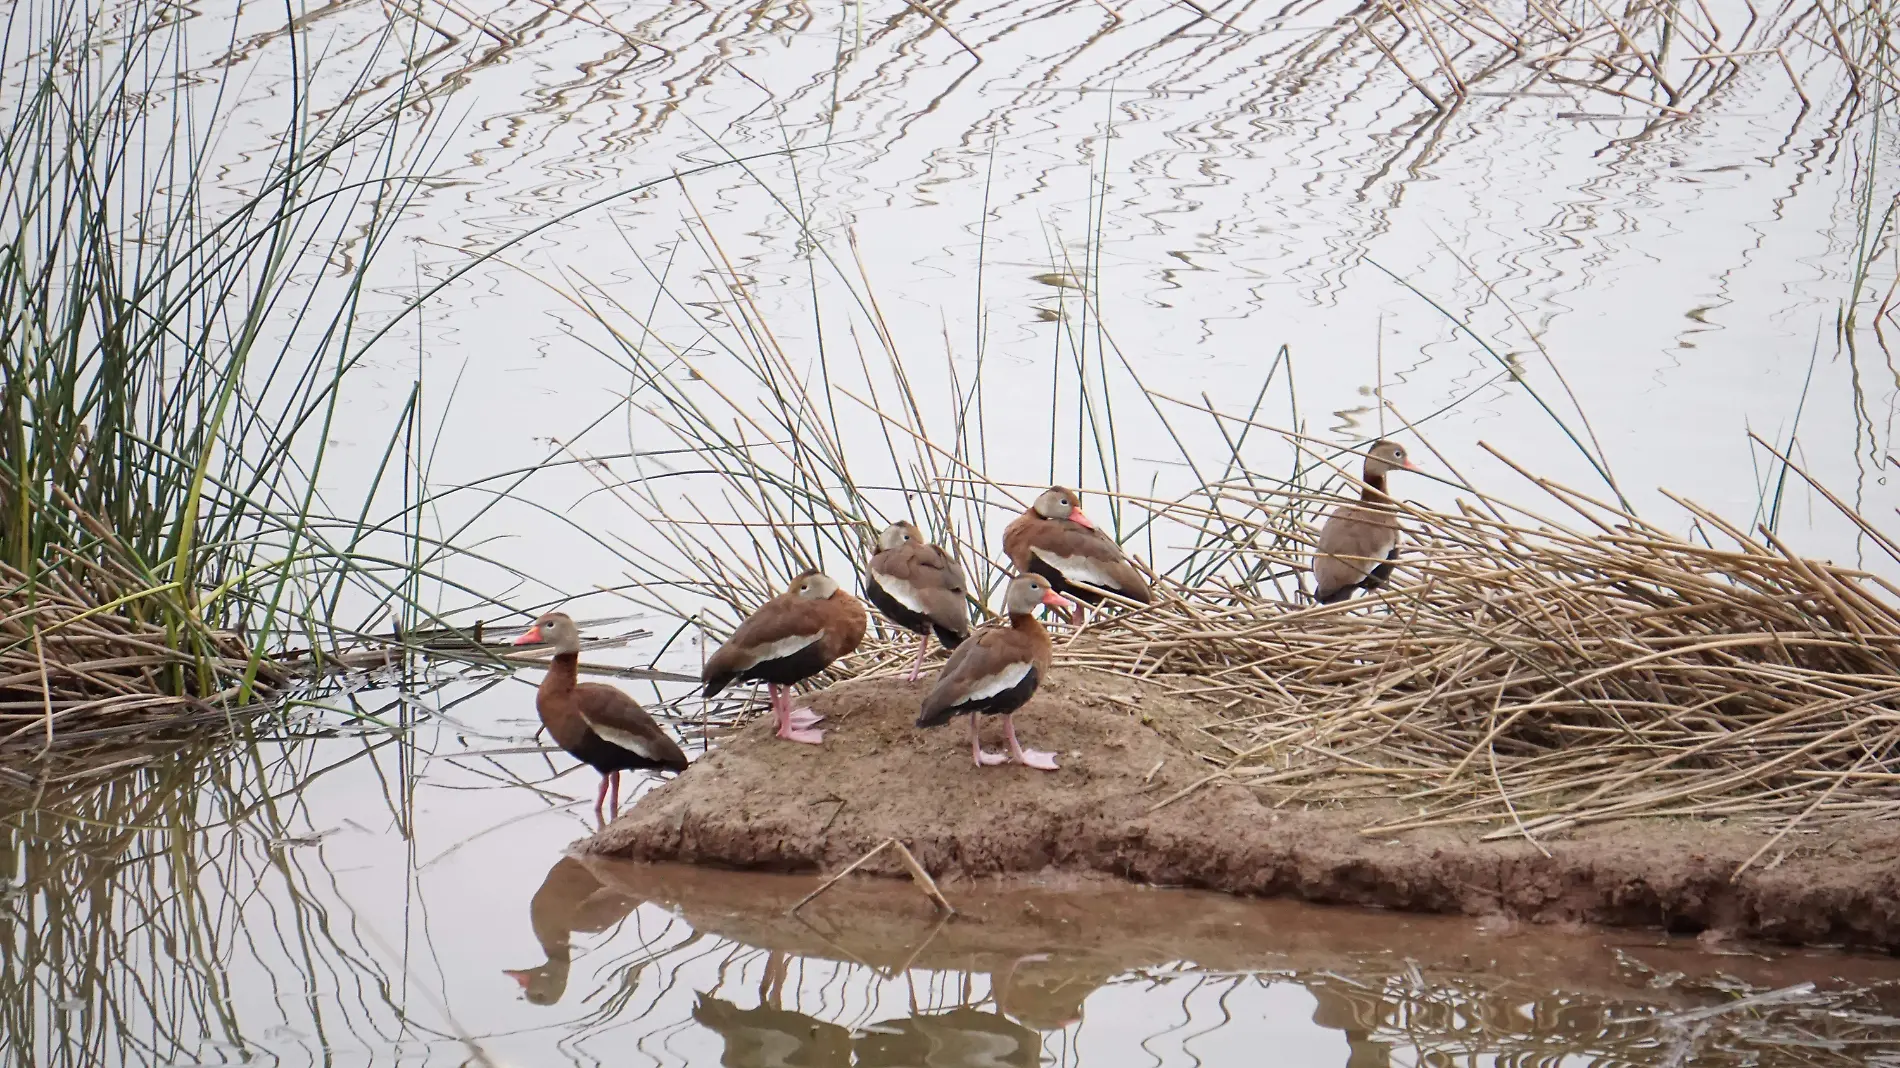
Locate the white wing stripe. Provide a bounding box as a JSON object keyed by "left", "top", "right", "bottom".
{"left": 960, "top": 661, "right": 1032, "bottom": 703}
{"left": 742, "top": 633, "right": 820, "bottom": 668}
{"left": 1031, "top": 548, "right": 1122, "bottom": 588}
{"left": 588, "top": 720, "right": 669, "bottom": 761}
{"left": 873, "top": 572, "right": 930, "bottom": 614}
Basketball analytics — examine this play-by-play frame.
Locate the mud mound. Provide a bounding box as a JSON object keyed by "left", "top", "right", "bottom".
{"left": 584, "top": 672, "right": 1900, "bottom": 952}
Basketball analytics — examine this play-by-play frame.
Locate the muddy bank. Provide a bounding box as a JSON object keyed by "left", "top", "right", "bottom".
{"left": 584, "top": 672, "right": 1900, "bottom": 953}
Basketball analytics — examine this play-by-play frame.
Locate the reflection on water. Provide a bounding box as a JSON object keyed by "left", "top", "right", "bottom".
{"left": 695, "top": 957, "right": 857, "bottom": 1066}
{"left": 6, "top": 671, "right": 1900, "bottom": 1067}
{"left": 503, "top": 857, "right": 643, "bottom": 1005}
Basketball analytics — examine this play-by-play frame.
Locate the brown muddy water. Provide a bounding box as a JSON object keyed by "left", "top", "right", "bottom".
{"left": 10, "top": 645, "right": 1900, "bottom": 1067}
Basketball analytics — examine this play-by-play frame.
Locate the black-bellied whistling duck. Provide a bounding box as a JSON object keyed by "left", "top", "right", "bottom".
{"left": 512, "top": 612, "right": 688, "bottom": 822}
{"left": 917, "top": 574, "right": 1073, "bottom": 770}
{"left": 1312, "top": 439, "right": 1420, "bottom": 604}
{"left": 865, "top": 520, "right": 972, "bottom": 681}
{"left": 702, "top": 570, "right": 867, "bottom": 745}
{"left": 502, "top": 856, "right": 640, "bottom": 1005}
{"left": 1002, "top": 485, "right": 1151, "bottom": 623}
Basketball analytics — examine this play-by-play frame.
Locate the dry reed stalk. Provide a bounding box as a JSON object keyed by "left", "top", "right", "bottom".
{"left": 789, "top": 837, "right": 955, "bottom": 914}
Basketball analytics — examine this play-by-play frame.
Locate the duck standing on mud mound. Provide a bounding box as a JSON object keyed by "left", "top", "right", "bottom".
{"left": 1312, "top": 439, "right": 1420, "bottom": 604}
{"left": 702, "top": 570, "right": 867, "bottom": 745}
{"left": 513, "top": 612, "right": 689, "bottom": 823}
{"left": 865, "top": 520, "right": 973, "bottom": 681}
{"left": 1003, "top": 485, "right": 1152, "bottom": 623}
{"left": 918, "top": 574, "right": 1073, "bottom": 770}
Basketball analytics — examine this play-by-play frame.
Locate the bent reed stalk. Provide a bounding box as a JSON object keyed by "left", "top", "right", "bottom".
{"left": 542, "top": 210, "right": 1900, "bottom": 844}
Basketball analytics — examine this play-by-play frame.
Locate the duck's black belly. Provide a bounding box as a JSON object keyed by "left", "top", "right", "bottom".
{"left": 571, "top": 731, "right": 667, "bottom": 772}
{"left": 957, "top": 665, "right": 1040, "bottom": 718}
{"left": 738, "top": 642, "right": 834, "bottom": 686}
{"left": 866, "top": 574, "right": 931, "bottom": 633}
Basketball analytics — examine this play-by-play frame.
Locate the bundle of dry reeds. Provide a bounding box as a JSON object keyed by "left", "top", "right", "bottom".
{"left": 1043, "top": 441, "right": 1900, "bottom": 847}
{"left": 0, "top": 569, "right": 286, "bottom": 760}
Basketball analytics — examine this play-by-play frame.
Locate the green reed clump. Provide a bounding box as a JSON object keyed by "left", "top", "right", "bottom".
{"left": 0, "top": 0, "right": 476, "bottom": 750}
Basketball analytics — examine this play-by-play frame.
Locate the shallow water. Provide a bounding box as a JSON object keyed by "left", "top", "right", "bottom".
{"left": 9, "top": 649, "right": 1900, "bottom": 1067}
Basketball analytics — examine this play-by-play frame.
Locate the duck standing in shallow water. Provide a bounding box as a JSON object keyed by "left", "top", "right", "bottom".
{"left": 512, "top": 612, "right": 688, "bottom": 822}
{"left": 917, "top": 574, "right": 1073, "bottom": 770}
{"left": 1312, "top": 439, "right": 1420, "bottom": 604}
{"left": 1002, "top": 485, "right": 1151, "bottom": 623}
{"left": 864, "top": 520, "right": 972, "bottom": 681}
{"left": 702, "top": 570, "right": 867, "bottom": 745}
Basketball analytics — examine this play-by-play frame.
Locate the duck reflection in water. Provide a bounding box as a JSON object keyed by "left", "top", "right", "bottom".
{"left": 992, "top": 952, "right": 1104, "bottom": 1033}
{"left": 1305, "top": 975, "right": 1395, "bottom": 1068}
{"left": 855, "top": 951, "right": 1095, "bottom": 1068}
{"left": 502, "top": 856, "right": 641, "bottom": 1005}
{"left": 853, "top": 1005, "right": 1041, "bottom": 1068}
{"left": 693, "top": 950, "right": 853, "bottom": 1067}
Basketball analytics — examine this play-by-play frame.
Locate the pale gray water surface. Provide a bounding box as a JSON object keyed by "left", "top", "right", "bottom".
{"left": 135, "top": 0, "right": 1900, "bottom": 607}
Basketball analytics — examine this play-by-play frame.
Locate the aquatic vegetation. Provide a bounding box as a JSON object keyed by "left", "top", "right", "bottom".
{"left": 0, "top": 0, "right": 487, "bottom": 751}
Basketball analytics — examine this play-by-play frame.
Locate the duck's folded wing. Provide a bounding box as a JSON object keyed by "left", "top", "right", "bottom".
{"left": 1313, "top": 509, "right": 1400, "bottom": 591}
{"left": 705, "top": 597, "right": 826, "bottom": 674}
{"left": 876, "top": 546, "right": 972, "bottom": 631}
{"left": 574, "top": 684, "right": 687, "bottom": 766}
{"left": 1029, "top": 528, "right": 1152, "bottom": 601}
{"left": 918, "top": 627, "right": 1030, "bottom": 725}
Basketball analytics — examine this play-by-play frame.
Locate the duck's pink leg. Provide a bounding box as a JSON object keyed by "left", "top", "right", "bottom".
{"left": 1069, "top": 601, "right": 1088, "bottom": 626}
{"left": 1004, "top": 715, "right": 1059, "bottom": 771}
{"left": 784, "top": 682, "right": 825, "bottom": 730}
{"left": 970, "top": 714, "right": 1007, "bottom": 767}
{"left": 906, "top": 633, "right": 931, "bottom": 682}
{"left": 772, "top": 683, "right": 825, "bottom": 744}
{"left": 608, "top": 771, "right": 622, "bottom": 818}
{"left": 593, "top": 775, "right": 611, "bottom": 823}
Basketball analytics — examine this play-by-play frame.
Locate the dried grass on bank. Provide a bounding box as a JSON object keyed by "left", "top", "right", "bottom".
{"left": 1046, "top": 443, "right": 1900, "bottom": 848}
{"left": 804, "top": 441, "right": 1900, "bottom": 849}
